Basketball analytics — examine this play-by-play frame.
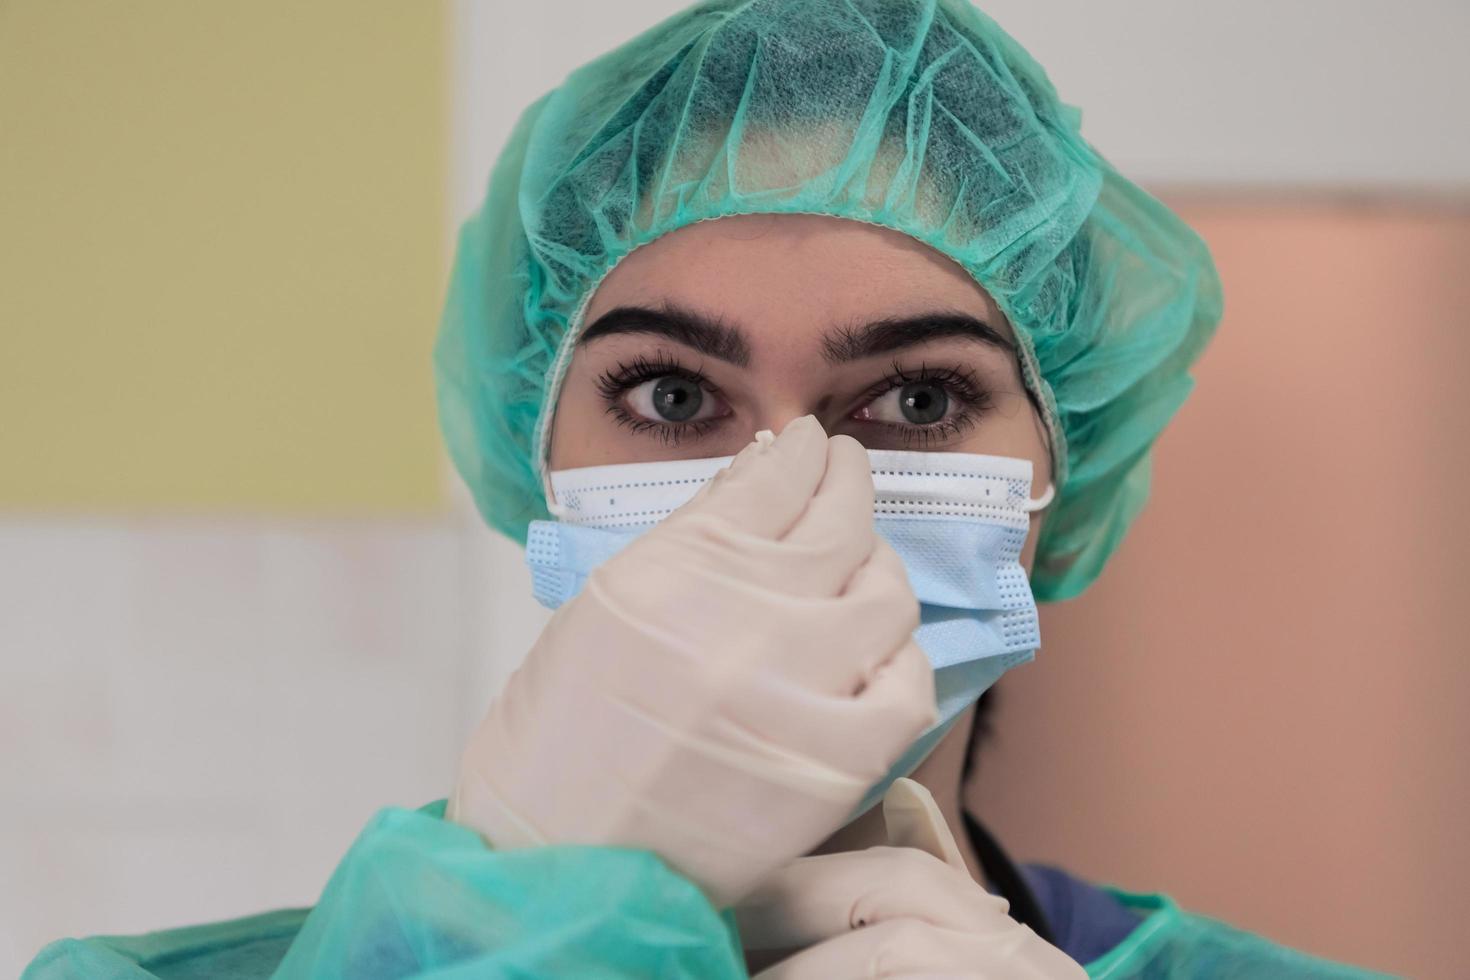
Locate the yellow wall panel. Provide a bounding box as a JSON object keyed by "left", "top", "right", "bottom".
{"left": 0, "top": 1, "right": 447, "bottom": 512}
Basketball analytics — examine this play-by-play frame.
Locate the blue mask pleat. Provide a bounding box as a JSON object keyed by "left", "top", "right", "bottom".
{"left": 877, "top": 517, "right": 1027, "bottom": 610}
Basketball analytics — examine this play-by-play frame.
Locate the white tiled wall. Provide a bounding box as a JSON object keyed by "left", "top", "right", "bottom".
{"left": 0, "top": 515, "right": 545, "bottom": 974}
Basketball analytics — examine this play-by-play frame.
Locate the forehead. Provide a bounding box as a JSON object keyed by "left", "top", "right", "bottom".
{"left": 583, "top": 213, "right": 1013, "bottom": 346}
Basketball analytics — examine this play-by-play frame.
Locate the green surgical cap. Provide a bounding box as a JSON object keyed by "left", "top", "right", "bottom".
{"left": 434, "top": 0, "right": 1224, "bottom": 601}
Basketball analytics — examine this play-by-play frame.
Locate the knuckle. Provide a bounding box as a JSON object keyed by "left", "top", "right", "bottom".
{"left": 781, "top": 529, "right": 861, "bottom": 578}
{"left": 899, "top": 663, "right": 940, "bottom": 728}
{"left": 868, "top": 535, "right": 909, "bottom": 574}
{"left": 910, "top": 697, "right": 940, "bottom": 734}
{"left": 663, "top": 510, "right": 739, "bottom": 549}
{"left": 878, "top": 586, "right": 921, "bottom": 631}
{"left": 898, "top": 640, "right": 936, "bottom": 685}
{"left": 846, "top": 570, "right": 919, "bottom": 633}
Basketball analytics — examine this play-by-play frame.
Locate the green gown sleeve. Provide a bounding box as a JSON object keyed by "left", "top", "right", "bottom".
{"left": 25, "top": 805, "right": 1396, "bottom": 979}
{"left": 22, "top": 801, "right": 748, "bottom": 980}
{"left": 1086, "top": 892, "right": 1398, "bottom": 979}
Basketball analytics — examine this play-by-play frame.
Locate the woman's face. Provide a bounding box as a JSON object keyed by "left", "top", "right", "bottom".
{"left": 548, "top": 213, "right": 1054, "bottom": 567}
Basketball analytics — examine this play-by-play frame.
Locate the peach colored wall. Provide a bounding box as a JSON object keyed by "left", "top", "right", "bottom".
{"left": 967, "top": 197, "right": 1470, "bottom": 980}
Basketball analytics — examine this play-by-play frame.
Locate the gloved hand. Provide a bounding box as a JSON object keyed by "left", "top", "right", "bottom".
{"left": 449, "top": 415, "right": 938, "bottom": 907}
{"left": 736, "top": 778, "right": 1086, "bottom": 979}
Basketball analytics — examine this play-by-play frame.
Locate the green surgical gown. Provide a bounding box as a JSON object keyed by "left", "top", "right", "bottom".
{"left": 22, "top": 802, "right": 1392, "bottom": 979}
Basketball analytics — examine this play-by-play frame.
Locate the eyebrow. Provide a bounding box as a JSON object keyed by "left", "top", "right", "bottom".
{"left": 820, "top": 313, "right": 1015, "bottom": 363}
{"left": 578, "top": 304, "right": 1013, "bottom": 367}
{"left": 579, "top": 305, "right": 753, "bottom": 367}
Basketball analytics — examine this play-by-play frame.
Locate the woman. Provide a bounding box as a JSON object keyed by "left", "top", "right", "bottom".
{"left": 27, "top": 1, "right": 1385, "bottom": 976}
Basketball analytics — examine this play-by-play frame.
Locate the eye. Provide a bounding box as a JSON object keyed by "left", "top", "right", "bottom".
{"left": 855, "top": 379, "right": 955, "bottom": 425}
{"left": 624, "top": 375, "right": 726, "bottom": 423}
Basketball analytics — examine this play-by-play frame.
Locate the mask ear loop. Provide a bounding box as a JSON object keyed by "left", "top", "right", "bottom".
{"left": 542, "top": 467, "right": 569, "bottom": 519}
{"left": 1022, "top": 482, "right": 1056, "bottom": 513}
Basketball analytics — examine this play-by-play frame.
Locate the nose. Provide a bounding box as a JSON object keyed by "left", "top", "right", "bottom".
{"left": 749, "top": 401, "right": 834, "bottom": 440}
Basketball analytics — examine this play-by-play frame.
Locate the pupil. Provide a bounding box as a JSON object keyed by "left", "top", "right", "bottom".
{"left": 900, "top": 382, "right": 947, "bottom": 424}
{"left": 652, "top": 376, "right": 702, "bottom": 422}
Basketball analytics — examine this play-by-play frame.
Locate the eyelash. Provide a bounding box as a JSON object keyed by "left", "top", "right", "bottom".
{"left": 594, "top": 354, "right": 993, "bottom": 448}
{"left": 594, "top": 353, "right": 726, "bottom": 447}
{"left": 857, "top": 360, "right": 992, "bottom": 448}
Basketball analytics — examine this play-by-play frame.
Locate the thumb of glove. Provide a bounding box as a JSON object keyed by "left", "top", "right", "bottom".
{"left": 881, "top": 777, "right": 970, "bottom": 873}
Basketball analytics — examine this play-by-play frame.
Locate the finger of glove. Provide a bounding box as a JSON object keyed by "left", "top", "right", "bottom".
{"left": 853, "top": 636, "right": 937, "bottom": 752}
{"left": 679, "top": 415, "right": 828, "bottom": 540}
{"left": 773, "top": 433, "right": 877, "bottom": 593}
{"left": 751, "top": 917, "right": 1085, "bottom": 980}
{"left": 737, "top": 634, "right": 935, "bottom": 786}
{"left": 814, "top": 538, "right": 922, "bottom": 694}
{"left": 715, "top": 534, "right": 919, "bottom": 697}
{"left": 735, "top": 846, "right": 987, "bottom": 951}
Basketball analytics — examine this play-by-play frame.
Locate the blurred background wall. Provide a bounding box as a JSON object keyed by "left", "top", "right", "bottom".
{"left": 970, "top": 199, "right": 1470, "bottom": 980}
{"left": 0, "top": 2, "right": 475, "bottom": 972}
{"left": 2, "top": 1, "right": 1466, "bottom": 977}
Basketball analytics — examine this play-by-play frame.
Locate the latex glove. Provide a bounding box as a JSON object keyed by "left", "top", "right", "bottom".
{"left": 449, "top": 415, "right": 937, "bottom": 907}
{"left": 736, "top": 778, "right": 1086, "bottom": 979}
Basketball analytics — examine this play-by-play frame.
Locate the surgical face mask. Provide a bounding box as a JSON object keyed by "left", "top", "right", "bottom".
{"left": 524, "top": 448, "right": 1052, "bottom": 821}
